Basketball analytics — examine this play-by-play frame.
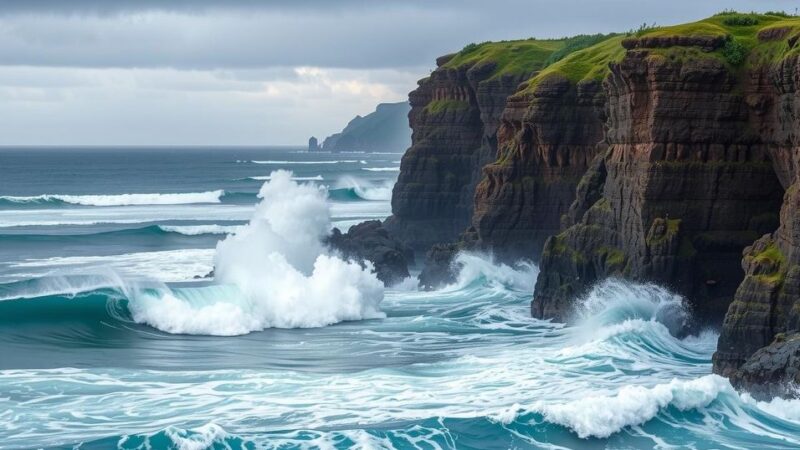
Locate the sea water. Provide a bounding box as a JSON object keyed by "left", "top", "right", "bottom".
{"left": 1, "top": 147, "right": 799, "bottom": 449}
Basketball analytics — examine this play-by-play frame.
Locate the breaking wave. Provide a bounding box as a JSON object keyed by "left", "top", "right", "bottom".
{"left": 328, "top": 177, "right": 393, "bottom": 201}
{"left": 250, "top": 160, "right": 361, "bottom": 165}
{"left": 0, "top": 190, "right": 225, "bottom": 207}
{"left": 130, "top": 170, "right": 385, "bottom": 335}
{"left": 362, "top": 167, "right": 400, "bottom": 172}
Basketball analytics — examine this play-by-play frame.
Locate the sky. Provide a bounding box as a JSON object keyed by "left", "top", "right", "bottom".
{"left": 0, "top": 0, "right": 796, "bottom": 145}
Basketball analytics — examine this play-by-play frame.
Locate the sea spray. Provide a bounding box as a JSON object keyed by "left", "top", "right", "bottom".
{"left": 129, "top": 171, "right": 384, "bottom": 335}
{"left": 573, "top": 279, "right": 690, "bottom": 336}
{"left": 444, "top": 252, "right": 538, "bottom": 292}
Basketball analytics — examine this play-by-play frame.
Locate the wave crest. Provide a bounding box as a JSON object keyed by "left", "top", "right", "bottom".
{"left": 531, "top": 375, "right": 732, "bottom": 438}
{"left": 444, "top": 252, "right": 538, "bottom": 292}
{"left": 0, "top": 190, "right": 225, "bottom": 207}
{"left": 574, "top": 279, "right": 690, "bottom": 336}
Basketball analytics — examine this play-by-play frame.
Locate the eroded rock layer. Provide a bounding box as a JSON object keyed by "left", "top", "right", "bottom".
{"left": 384, "top": 48, "right": 554, "bottom": 252}
{"left": 469, "top": 76, "right": 605, "bottom": 261}
{"left": 713, "top": 55, "right": 800, "bottom": 377}
{"left": 534, "top": 43, "right": 786, "bottom": 323}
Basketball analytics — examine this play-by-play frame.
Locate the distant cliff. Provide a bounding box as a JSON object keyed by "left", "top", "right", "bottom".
{"left": 385, "top": 12, "right": 800, "bottom": 397}
{"left": 323, "top": 102, "right": 411, "bottom": 153}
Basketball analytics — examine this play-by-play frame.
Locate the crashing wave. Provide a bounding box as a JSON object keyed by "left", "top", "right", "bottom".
{"left": 443, "top": 252, "right": 538, "bottom": 292}
{"left": 501, "top": 375, "right": 732, "bottom": 439}
{"left": 128, "top": 170, "right": 385, "bottom": 335}
{"left": 158, "top": 224, "right": 241, "bottom": 236}
{"left": 573, "top": 279, "right": 691, "bottom": 337}
{"left": 244, "top": 175, "right": 324, "bottom": 181}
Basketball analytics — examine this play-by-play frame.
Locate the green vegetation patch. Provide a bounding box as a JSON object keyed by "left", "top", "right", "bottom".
{"left": 514, "top": 12, "right": 800, "bottom": 97}
{"left": 424, "top": 99, "right": 470, "bottom": 115}
{"left": 596, "top": 246, "right": 626, "bottom": 271}
{"left": 520, "top": 36, "right": 627, "bottom": 95}
{"left": 543, "top": 33, "right": 619, "bottom": 66}
{"left": 442, "top": 39, "right": 568, "bottom": 79}
{"left": 752, "top": 241, "right": 787, "bottom": 284}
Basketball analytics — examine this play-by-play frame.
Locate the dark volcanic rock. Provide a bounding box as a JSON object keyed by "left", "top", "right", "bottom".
{"left": 384, "top": 58, "right": 537, "bottom": 252}
{"left": 418, "top": 243, "right": 461, "bottom": 290}
{"left": 533, "top": 47, "right": 785, "bottom": 324}
{"left": 469, "top": 76, "right": 606, "bottom": 262}
{"left": 327, "top": 221, "right": 413, "bottom": 286}
{"left": 713, "top": 56, "right": 800, "bottom": 377}
{"left": 730, "top": 333, "right": 800, "bottom": 400}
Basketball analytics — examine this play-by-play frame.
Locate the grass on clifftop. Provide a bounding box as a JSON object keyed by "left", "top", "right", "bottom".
{"left": 513, "top": 11, "right": 800, "bottom": 96}
{"left": 442, "top": 39, "right": 569, "bottom": 79}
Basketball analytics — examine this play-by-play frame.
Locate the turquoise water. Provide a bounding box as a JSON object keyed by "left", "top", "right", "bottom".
{"left": 1, "top": 148, "right": 799, "bottom": 449}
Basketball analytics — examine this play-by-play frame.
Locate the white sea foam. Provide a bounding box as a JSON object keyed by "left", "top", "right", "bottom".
{"left": 362, "top": 167, "right": 401, "bottom": 172}
{"left": 0, "top": 191, "right": 225, "bottom": 206}
{"left": 129, "top": 170, "right": 385, "bottom": 335}
{"left": 246, "top": 175, "right": 323, "bottom": 181}
{"left": 573, "top": 279, "right": 690, "bottom": 337}
{"left": 7, "top": 249, "right": 214, "bottom": 283}
{"left": 444, "top": 252, "right": 538, "bottom": 292}
{"left": 250, "top": 160, "right": 358, "bottom": 165}
{"left": 532, "top": 375, "right": 731, "bottom": 438}
{"left": 158, "top": 225, "right": 242, "bottom": 236}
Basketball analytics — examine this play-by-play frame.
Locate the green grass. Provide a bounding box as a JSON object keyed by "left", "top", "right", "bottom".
{"left": 442, "top": 39, "right": 568, "bottom": 79}
{"left": 520, "top": 36, "right": 627, "bottom": 94}
{"left": 424, "top": 99, "right": 469, "bottom": 115}
{"left": 543, "top": 33, "right": 620, "bottom": 66}
{"left": 510, "top": 12, "right": 800, "bottom": 96}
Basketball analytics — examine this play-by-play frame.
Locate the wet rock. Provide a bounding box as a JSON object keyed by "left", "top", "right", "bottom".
{"left": 730, "top": 333, "right": 800, "bottom": 400}
{"left": 327, "top": 220, "right": 413, "bottom": 286}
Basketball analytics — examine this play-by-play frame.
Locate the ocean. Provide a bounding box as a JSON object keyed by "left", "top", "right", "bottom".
{"left": 1, "top": 147, "right": 799, "bottom": 449}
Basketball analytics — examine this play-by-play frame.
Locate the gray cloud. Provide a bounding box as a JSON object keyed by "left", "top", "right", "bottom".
{"left": 0, "top": 1, "right": 796, "bottom": 70}
{"left": 0, "top": 0, "right": 797, "bottom": 145}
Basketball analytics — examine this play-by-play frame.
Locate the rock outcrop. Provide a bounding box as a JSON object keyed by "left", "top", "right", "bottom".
{"left": 327, "top": 220, "right": 413, "bottom": 286}
{"left": 322, "top": 102, "right": 411, "bottom": 153}
{"left": 534, "top": 34, "right": 786, "bottom": 324}
{"left": 384, "top": 41, "right": 569, "bottom": 252}
{"left": 713, "top": 53, "right": 800, "bottom": 377}
{"left": 729, "top": 332, "right": 800, "bottom": 400}
{"left": 468, "top": 75, "right": 606, "bottom": 261}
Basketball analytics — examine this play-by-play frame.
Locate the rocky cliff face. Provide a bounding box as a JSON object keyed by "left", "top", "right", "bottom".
{"left": 713, "top": 53, "right": 800, "bottom": 378}
{"left": 468, "top": 76, "right": 606, "bottom": 261}
{"left": 384, "top": 55, "right": 535, "bottom": 251}
{"left": 534, "top": 38, "right": 787, "bottom": 323}
{"left": 389, "top": 14, "right": 800, "bottom": 395}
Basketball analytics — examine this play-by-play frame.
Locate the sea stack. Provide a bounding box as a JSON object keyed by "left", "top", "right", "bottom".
{"left": 308, "top": 136, "right": 320, "bottom": 152}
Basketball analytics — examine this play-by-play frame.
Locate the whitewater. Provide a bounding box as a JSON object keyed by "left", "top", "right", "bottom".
{"left": 1, "top": 147, "right": 799, "bottom": 450}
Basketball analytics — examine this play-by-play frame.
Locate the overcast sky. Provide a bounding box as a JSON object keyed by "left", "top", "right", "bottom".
{"left": 0, "top": 0, "right": 796, "bottom": 145}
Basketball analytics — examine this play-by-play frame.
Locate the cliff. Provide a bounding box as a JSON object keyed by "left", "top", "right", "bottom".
{"left": 384, "top": 39, "right": 574, "bottom": 252}
{"left": 322, "top": 102, "right": 411, "bottom": 153}
{"left": 519, "top": 13, "right": 800, "bottom": 393}
{"left": 389, "top": 12, "right": 800, "bottom": 395}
